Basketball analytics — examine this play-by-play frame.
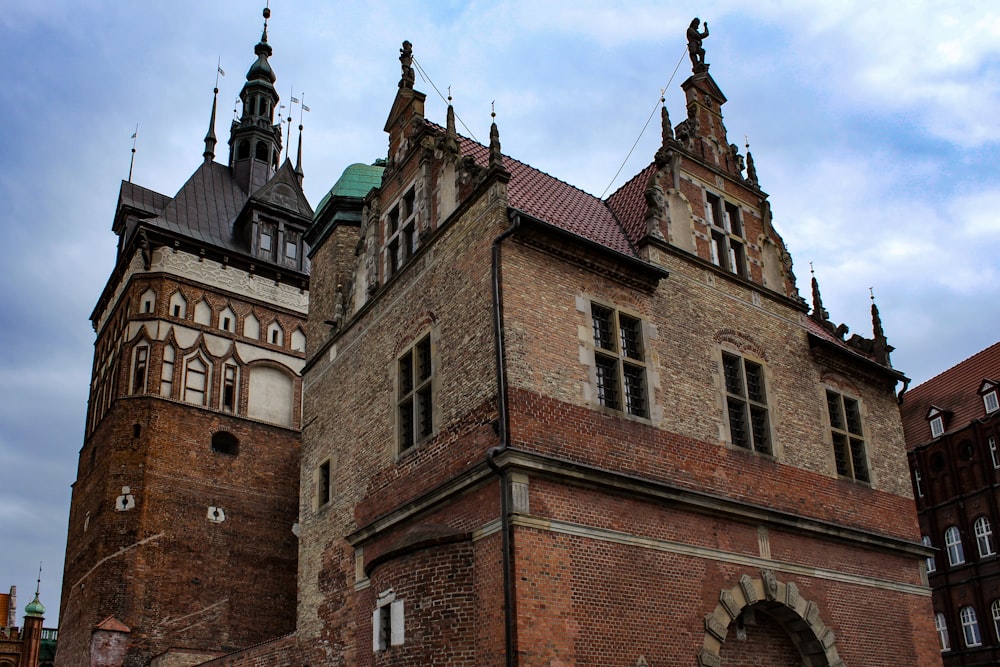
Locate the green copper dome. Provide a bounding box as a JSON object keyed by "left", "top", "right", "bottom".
{"left": 25, "top": 593, "right": 45, "bottom": 617}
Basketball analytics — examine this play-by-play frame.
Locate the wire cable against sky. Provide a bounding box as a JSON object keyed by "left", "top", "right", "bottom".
{"left": 598, "top": 47, "right": 687, "bottom": 199}
{"left": 413, "top": 57, "right": 479, "bottom": 142}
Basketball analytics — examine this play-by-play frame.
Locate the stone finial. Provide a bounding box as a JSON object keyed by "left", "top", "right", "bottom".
{"left": 661, "top": 104, "right": 673, "bottom": 143}
{"left": 399, "top": 40, "right": 415, "bottom": 89}
{"left": 489, "top": 105, "right": 503, "bottom": 169}
{"left": 204, "top": 87, "right": 219, "bottom": 162}
{"left": 745, "top": 139, "right": 759, "bottom": 186}
{"left": 687, "top": 18, "right": 710, "bottom": 73}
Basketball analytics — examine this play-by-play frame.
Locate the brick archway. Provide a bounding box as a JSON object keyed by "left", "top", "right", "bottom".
{"left": 697, "top": 569, "right": 845, "bottom": 667}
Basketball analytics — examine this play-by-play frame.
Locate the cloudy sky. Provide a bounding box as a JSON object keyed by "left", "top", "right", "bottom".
{"left": 2, "top": 1, "right": 998, "bottom": 623}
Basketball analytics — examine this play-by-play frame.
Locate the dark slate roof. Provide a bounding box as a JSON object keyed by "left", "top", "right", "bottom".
{"left": 901, "top": 341, "right": 1000, "bottom": 448}
{"left": 119, "top": 181, "right": 170, "bottom": 218}
{"left": 150, "top": 160, "right": 248, "bottom": 252}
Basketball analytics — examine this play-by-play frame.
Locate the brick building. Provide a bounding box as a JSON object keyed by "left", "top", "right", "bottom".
{"left": 903, "top": 341, "right": 1000, "bottom": 665}
{"left": 1, "top": 584, "right": 56, "bottom": 667}
{"left": 55, "top": 9, "right": 310, "bottom": 667}
{"left": 201, "top": 29, "right": 939, "bottom": 667}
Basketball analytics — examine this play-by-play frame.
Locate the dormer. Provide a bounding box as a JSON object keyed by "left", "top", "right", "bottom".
{"left": 926, "top": 405, "right": 951, "bottom": 439}
{"left": 980, "top": 380, "right": 1000, "bottom": 415}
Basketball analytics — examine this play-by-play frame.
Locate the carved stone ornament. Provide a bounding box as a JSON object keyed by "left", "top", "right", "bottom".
{"left": 720, "top": 589, "right": 740, "bottom": 619}
{"left": 697, "top": 648, "right": 722, "bottom": 667}
{"left": 705, "top": 613, "right": 727, "bottom": 642}
{"left": 785, "top": 581, "right": 799, "bottom": 608}
{"left": 760, "top": 568, "right": 779, "bottom": 601}
{"left": 738, "top": 574, "right": 757, "bottom": 605}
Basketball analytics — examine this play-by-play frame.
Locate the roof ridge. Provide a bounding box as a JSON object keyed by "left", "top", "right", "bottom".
{"left": 911, "top": 339, "right": 1000, "bottom": 393}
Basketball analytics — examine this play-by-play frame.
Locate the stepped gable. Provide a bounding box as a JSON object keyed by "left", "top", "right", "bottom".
{"left": 146, "top": 160, "right": 247, "bottom": 253}
{"left": 447, "top": 127, "right": 636, "bottom": 257}
{"left": 604, "top": 161, "right": 656, "bottom": 245}
{"left": 901, "top": 340, "right": 1000, "bottom": 446}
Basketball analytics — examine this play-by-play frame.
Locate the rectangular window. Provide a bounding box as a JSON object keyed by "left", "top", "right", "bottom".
{"left": 914, "top": 468, "right": 924, "bottom": 498}
{"left": 318, "top": 459, "right": 331, "bottom": 507}
{"left": 184, "top": 357, "right": 208, "bottom": 406}
{"left": 722, "top": 352, "right": 771, "bottom": 454}
{"left": 398, "top": 333, "right": 433, "bottom": 452}
{"left": 591, "top": 303, "right": 648, "bottom": 418}
{"left": 930, "top": 415, "right": 944, "bottom": 438}
{"left": 985, "top": 390, "right": 999, "bottom": 414}
{"left": 383, "top": 187, "right": 418, "bottom": 280}
{"left": 222, "top": 365, "right": 237, "bottom": 412}
{"left": 131, "top": 346, "right": 148, "bottom": 395}
{"left": 160, "top": 345, "right": 174, "bottom": 397}
{"left": 705, "top": 192, "right": 747, "bottom": 278}
{"left": 991, "top": 437, "right": 999, "bottom": 469}
{"left": 826, "top": 390, "right": 870, "bottom": 482}
{"left": 373, "top": 594, "right": 404, "bottom": 651}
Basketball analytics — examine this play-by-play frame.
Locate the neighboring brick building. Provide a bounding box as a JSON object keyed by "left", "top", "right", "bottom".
{"left": 903, "top": 342, "right": 1000, "bottom": 664}
{"left": 55, "top": 9, "right": 310, "bottom": 667}
{"left": 205, "top": 30, "right": 938, "bottom": 667}
{"left": 1, "top": 585, "right": 56, "bottom": 667}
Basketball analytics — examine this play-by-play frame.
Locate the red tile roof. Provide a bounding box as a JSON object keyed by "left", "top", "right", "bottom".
{"left": 452, "top": 131, "right": 637, "bottom": 256}
{"left": 900, "top": 340, "right": 1000, "bottom": 448}
{"left": 606, "top": 163, "right": 656, "bottom": 245}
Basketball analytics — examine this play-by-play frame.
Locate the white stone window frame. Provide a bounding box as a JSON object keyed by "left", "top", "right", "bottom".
{"left": 975, "top": 516, "right": 995, "bottom": 558}
{"left": 382, "top": 185, "right": 418, "bottom": 281}
{"left": 961, "top": 605, "right": 982, "bottom": 648}
{"left": 825, "top": 388, "right": 871, "bottom": 484}
{"left": 945, "top": 525, "right": 965, "bottom": 566}
{"left": 922, "top": 535, "right": 936, "bottom": 573}
{"left": 930, "top": 415, "right": 945, "bottom": 439}
{"left": 720, "top": 349, "right": 773, "bottom": 455}
{"left": 984, "top": 389, "right": 999, "bottom": 415}
{"left": 704, "top": 190, "right": 748, "bottom": 278}
{"left": 182, "top": 352, "right": 212, "bottom": 407}
{"left": 372, "top": 589, "right": 404, "bottom": 652}
{"left": 935, "top": 611, "right": 950, "bottom": 651}
{"left": 588, "top": 301, "right": 651, "bottom": 420}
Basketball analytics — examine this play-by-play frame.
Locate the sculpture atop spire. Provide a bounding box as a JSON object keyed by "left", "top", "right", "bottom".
{"left": 687, "top": 18, "right": 710, "bottom": 73}
{"left": 204, "top": 87, "right": 219, "bottom": 162}
{"left": 399, "top": 40, "right": 415, "bottom": 90}
{"left": 745, "top": 138, "right": 758, "bottom": 187}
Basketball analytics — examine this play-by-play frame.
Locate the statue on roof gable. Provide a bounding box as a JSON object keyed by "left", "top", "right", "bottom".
{"left": 399, "top": 40, "right": 415, "bottom": 89}
{"left": 687, "top": 18, "right": 709, "bottom": 72}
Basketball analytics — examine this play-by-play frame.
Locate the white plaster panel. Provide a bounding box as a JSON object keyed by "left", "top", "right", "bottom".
{"left": 150, "top": 247, "right": 308, "bottom": 313}
{"left": 235, "top": 342, "right": 304, "bottom": 373}
{"left": 248, "top": 366, "right": 294, "bottom": 426}
{"left": 172, "top": 326, "right": 200, "bottom": 350}
{"left": 203, "top": 333, "right": 233, "bottom": 358}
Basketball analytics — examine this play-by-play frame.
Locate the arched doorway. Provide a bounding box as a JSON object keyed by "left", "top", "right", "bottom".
{"left": 698, "top": 569, "right": 845, "bottom": 667}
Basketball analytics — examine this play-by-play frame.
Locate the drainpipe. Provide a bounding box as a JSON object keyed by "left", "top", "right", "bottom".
{"left": 487, "top": 210, "right": 520, "bottom": 667}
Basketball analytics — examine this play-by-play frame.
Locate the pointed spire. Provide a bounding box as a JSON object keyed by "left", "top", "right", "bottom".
{"left": 294, "top": 123, "right": 304, "bottom": 183}
{"left": 661, "top": 100, "right": 673, "bottom": 143}
{"left": 204, "top": 87, "right": 219, "bottom": 162}
{"left": 446, "top": 89, "right": 456, "bottom": 139}
{"left": 246, "top": 7, "right": 276, "bottom": 84}
{"left": 869, "top": 288, "right": 893, "bottom": 366}
{"left": 489, "top": 102, "right": 503, "bottom": 169}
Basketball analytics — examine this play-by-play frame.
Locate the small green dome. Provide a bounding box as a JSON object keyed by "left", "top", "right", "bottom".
{"left": 25, "top": 593, "right": 45, "bottom": 617}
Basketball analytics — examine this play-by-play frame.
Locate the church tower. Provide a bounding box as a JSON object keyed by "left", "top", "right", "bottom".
{"left": 55, "top": 8, "right": 311, "bottom": 666}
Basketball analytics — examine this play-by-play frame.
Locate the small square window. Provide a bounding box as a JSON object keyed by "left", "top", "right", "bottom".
{"left": 930, "top": 415, "right": 944, "bottom": 438}
{"left": 985, "top": 390, "right": 999, "bottom": 414}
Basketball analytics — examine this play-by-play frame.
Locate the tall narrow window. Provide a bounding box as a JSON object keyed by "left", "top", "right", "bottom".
{"left": 913, "top": 468, "right": 924, "bottom": 498}
{"left": 961, "top": 606, "right": 982, "bottom": 647}
{"left": 591, "top": 303, "right": 648, "bottom": 418}
{"left": 936, "top": 612, "right": 950, "bottom": 651}
{"left": 945, "top": 525, "right": 965, "bottom": 566}
{"left": 922, "top": 535, "right": 936, "bottom": 573}
{"left": 975, "top": 516, "right": 995, "bottom": 558}
{"left": 722, "top": 352, "right": 771, "bottom": 454}
{"left": 383, "top": 187, "right": 418, "bottom": 280}
{"left": 398, "top": 333, "right": 433, "bottom": 452}
{"left": 318, "top": 459, "right": 331, "bottom": 507}
{"left": 826, "top": 390, "right": 870, "bottom": 482}
{"left": 184, "top": 356, "right": 210, "bottom": 406}
{"left": 992, "top": 600, "right": 1000, "bottom": 644}
{"left": 991, "top": 437, "right": 999, "bottom": 469}
{"left": 131, "top": 346, "right": 149, "bottom": 395}
{"left": 161, "top": 345, "right": 175, "bottom": 397}
{"left": 222, "top": 364, "right": 238, "bottom": 413}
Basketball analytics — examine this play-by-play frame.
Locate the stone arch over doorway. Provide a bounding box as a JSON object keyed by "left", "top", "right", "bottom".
{"left": 697, "top": 569, "right": 845, "bottom": 667}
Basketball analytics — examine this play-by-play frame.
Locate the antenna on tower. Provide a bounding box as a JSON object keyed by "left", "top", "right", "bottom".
{"left": 286, "top": 87, "right": 297, "bottom": 162}
{"left": 35, "top": 562, "right": 42, "bottom": 596}
{"left": 215, "top": 57, "right": 225, "bottom": 88}
{"left": 128, "top": 125, "right": 139, "bottom": 183}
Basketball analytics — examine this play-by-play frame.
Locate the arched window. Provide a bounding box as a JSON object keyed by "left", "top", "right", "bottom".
{"left": 255, "top": 141, "right": 269, "bottom": 161}
{"left": 975, "top": 516, "right": 995, "bottom": 558}
{"left": 237, "top": 140, "right": 250, "bottom": 160}
{"left": 935, "top": 612, "right": 950, "bottom": 651}
{"left": 922, "top": 535, "right": 936, "bottom": 573}
{"left": 945, "top": 526, "right": 965, "bottom": 566}
{"left": 183, "top": 355, "right": 211, "bottom": 406}
{"left": 961, "top": 606, "right": 982, "bottom": 647}
{"left": 131, "top": 345, "right": 149, "bottom": 394}
{"left": 992, "top": 600, "right": 1000, "bottom": 644}
{"left": 211, "top": 431, "right": 239, "bottom": 456}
